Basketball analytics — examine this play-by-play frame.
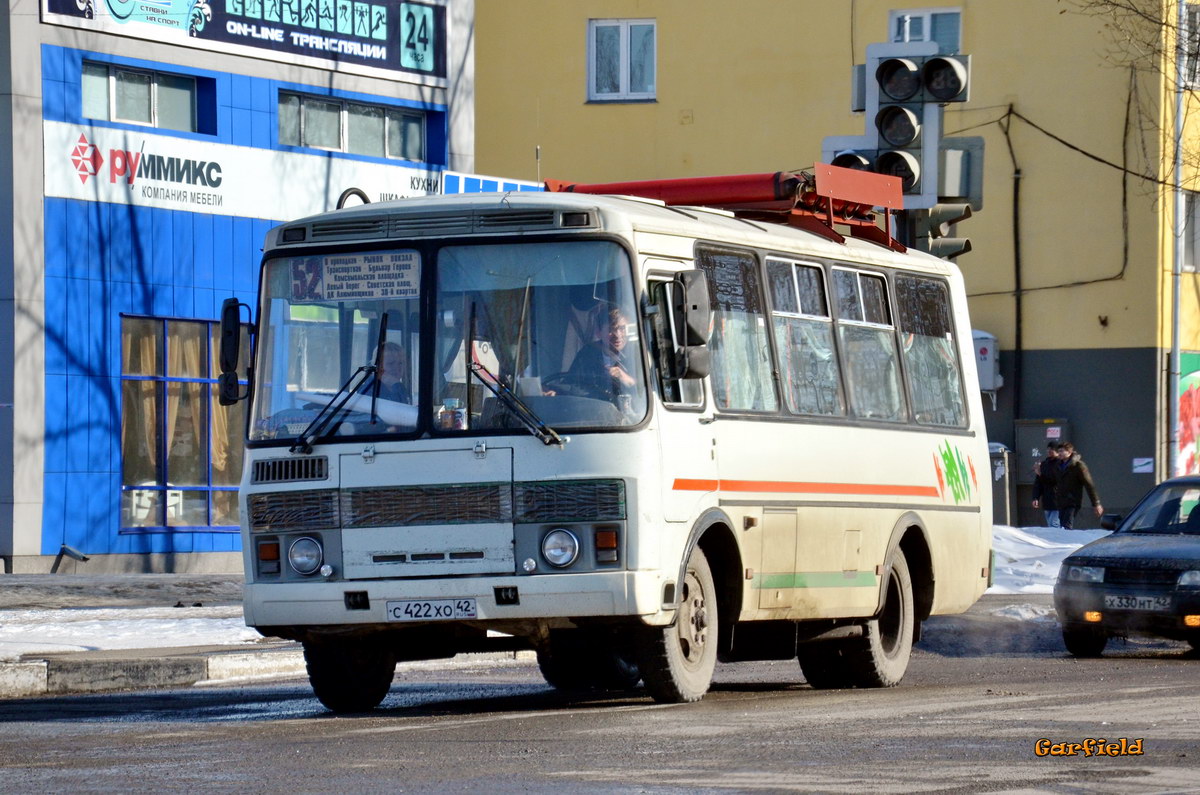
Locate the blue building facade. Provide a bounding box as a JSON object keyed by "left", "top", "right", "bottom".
{"left": 2, "top": 1, "right": 481, "bottom": 572}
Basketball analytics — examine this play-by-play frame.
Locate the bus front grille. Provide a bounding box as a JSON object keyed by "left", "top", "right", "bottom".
{"left": 513, "top": 479, "right": 626, "bottom": 522}
{"left": 247, "top": 489, "right": 339, "bottom": 532}
{"left": 342, "top": 483, "right": 513, "bottom": 528}
{"left": 252, "top": 456, "right": 329, "bottom": 484}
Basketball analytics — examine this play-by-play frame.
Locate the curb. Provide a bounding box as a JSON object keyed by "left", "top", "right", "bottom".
{"left": 0, "top": 647, "right": 538, "bottom": 699}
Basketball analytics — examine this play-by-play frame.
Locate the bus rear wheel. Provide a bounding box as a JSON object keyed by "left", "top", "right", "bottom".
{"left": 636, "top": 546, "right": 718, "bottom": 703}
{"left": 303, "top": 638, "right": 396, "bottom": 713}
{"left": 537, "top": 629, "right": 641, "bottom": 692}
{"left": 800, "top": 550, "right": 914, "bottom": 688}
{"left": 845, "top": 549, "right": 914, "bottom": 687}
{"left": 797, "top": 643, "right": 854, "bottom": 689}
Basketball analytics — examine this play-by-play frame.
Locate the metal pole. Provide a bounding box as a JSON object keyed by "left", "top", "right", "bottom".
{"left": 1170, "top": 0, "right": 1186, "bottom": 478}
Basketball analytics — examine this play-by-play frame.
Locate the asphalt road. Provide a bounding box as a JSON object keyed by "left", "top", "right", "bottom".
{"left": 1, "top": 600, "right": 1197, "bottom": 794}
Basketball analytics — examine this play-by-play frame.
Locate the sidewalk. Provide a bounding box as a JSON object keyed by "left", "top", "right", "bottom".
{"left": 0, "top": 573, "right": 305, "bottom": 698}
{"left": 0, "top": 573, "right": 534, "bottom": 700}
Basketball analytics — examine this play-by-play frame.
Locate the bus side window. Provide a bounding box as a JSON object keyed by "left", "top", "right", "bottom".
{"left": 895, "top": 275, "right": 967, "bottom": 427}
{"left": 695, "top": 247, "right": 778, "bottom": 413}
{"left": 648, "top": 279, "right": 704, "bottom": 406}
{"left": 833, "top": 268, "right": 907, "bottom": 422}
{"left": 766, "top": 259, "right": 845, "bottom": 417}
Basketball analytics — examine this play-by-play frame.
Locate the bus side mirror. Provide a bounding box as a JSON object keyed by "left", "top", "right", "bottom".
{"left": 678, "top": 270, "right": 712, "bottom": 345}
{"left": 673, "top": 270, "right": 712, "bottom": 379}
{"left": 219, "top": 298, "right": 243, "bottom": 374}
{"left": 218, "top": 297, "right": 250, "bottom": 406}
{"left": 218, "top": 372, "right": 242, "bottom": 406}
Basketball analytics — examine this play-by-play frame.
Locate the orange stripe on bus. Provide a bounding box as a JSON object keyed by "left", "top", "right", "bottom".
{"left": 673, "top": 478, "right": 721, "bottom": 491}
{"left": 672, "top": 478, "right": 940, "bottom": 498}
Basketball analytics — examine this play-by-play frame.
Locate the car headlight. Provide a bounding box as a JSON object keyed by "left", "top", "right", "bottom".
{"left": 288, "top": 536, "right": 324, "bottom": 575}
{"left": 1178, "top": 570, "right": 1200, "bottom": 587}
{"left": 1065, "top": 565, "right": 1105, "bottom": 583}
{"left": 541, "top": 529, "right": 579, "bottom": 568}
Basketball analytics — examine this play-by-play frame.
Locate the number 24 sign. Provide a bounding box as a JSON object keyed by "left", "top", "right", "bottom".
{"left": 400, "top": 2, "right": 438, "bottom": 72}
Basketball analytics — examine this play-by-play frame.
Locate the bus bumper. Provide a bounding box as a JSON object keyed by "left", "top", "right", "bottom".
{"left": 243, "top": 570, "right": 671, "bottom": 629}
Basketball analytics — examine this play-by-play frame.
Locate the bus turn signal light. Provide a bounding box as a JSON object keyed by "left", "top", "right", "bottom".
{"left": 595, "top": 529, "right": 618, "bottom": 563}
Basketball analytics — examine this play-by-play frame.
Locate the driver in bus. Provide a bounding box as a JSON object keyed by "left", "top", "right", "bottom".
{"left": 560, "top": 306, "right": 637, "bottom": 408}
{"left": 372, "top": 341, "right": 412, "bottom": 404}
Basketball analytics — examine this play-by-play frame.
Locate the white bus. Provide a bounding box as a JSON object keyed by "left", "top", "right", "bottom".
{"left": 218, "top": 171, "right": 992, "bottom": 712}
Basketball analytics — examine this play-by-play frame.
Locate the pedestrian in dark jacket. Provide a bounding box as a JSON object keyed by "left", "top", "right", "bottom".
{"left": 1031, "top": 441, "right": 1062, "bottom": 527}
{"left": 1054, "top": 442, "right": 1103, "bottom": 529}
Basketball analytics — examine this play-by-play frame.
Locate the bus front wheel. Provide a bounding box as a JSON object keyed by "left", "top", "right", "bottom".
{"left": 636, "top": 546, "right": 718, "bottom": 703}
{"left": 303, "top": 638, "right": 396, "bottom": 713}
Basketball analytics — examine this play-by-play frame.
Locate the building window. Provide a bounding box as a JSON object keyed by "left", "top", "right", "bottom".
{"left": 82, "top": 62, "right": 198, "bottom": 132}
{"left": 120, "top": 317, "right": 246, "bottom": 532}
{"left": 279, "top": 91, "right": 426, "bottom": 162}
{"left": 1185, "top": 191, "right": 1200, "bottom": 272}
{"left": 889, "top": 8, "right": 961, "bottom": 54}
{"left": 1184, "top": 3, "right": 1200, "bottom": 87}
{"left": 588, "top": 19, "right": 656, "bottom": 101}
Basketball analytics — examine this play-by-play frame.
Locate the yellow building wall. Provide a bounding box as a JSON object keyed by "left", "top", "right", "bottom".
{"left": 476, "top": 0, "right": 1171, "bottom": 353}
{"left": 1164, "top": 90, "right": 1200, "bottom": 353}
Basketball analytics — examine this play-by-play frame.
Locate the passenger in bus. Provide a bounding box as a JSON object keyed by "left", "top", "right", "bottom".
{"left": 372, "top": 341, "right": 412, "bottom": 404}
{"left": 560, "top": 306, "right": 637, "bottom": 407}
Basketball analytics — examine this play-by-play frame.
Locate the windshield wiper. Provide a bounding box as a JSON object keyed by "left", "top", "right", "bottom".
{"left": 469, "top": 360, "right": 566, "bottom": 447}
{"left": 291, "top": 315, "right": 389, "bottom": 454}
{"left": 290, "top": 364, "right": 375, "bottom": 454}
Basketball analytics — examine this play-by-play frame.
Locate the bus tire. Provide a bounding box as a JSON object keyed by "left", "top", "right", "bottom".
{"left": 636, "top": 546, "right": 718, "bottom": 703}
{"left": 537, "top": 630, "right": 641, "bottom": 692}
{"left": 303, "top": 639, "right": 396, "bottom": 713}
{"left": 1062, "top": 625, "right": 1107, "bottom": 657}
{"left": 797, "top": 644, "right": 853, "bottom": 689}
{"left": 844, "top": 549, "right": 914, "bottom": 687}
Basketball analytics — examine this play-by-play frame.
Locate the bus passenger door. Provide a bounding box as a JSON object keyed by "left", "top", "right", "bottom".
{"left": 645, "top": 269, "right": 716, "bottom": 523}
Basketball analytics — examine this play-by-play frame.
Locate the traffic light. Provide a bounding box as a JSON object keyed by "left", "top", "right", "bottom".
{"left": 914, "top": 203, "right": 972, "bottom": 259}
{"left": 821, "top": 43, "right": 972, "bottom": 211}
{"left": 872, "top": 53, "right": 971, "bottom": 200}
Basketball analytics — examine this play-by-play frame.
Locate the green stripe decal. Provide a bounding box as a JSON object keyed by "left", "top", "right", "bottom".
{"left": 754, "top": 571, "right": 878, "bottom": 589}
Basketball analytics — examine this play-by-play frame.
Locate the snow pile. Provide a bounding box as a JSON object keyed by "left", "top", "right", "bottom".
{"left": 987, "top": 524, "right": 1108, "bottom": 595}
{"left": 0, "top": 606, "right": 261, "bottom": 662}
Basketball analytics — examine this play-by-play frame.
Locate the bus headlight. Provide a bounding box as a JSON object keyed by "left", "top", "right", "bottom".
{"left": 541, "top": 529, "right": 579, "bottom": 568}
{"left": 288, "top": 537, "right": 324, "bottom": 575}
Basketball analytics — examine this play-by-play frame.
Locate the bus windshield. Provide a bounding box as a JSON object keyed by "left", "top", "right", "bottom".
{"left": 249, "top": 239, "right": 646, "bottom": 442}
